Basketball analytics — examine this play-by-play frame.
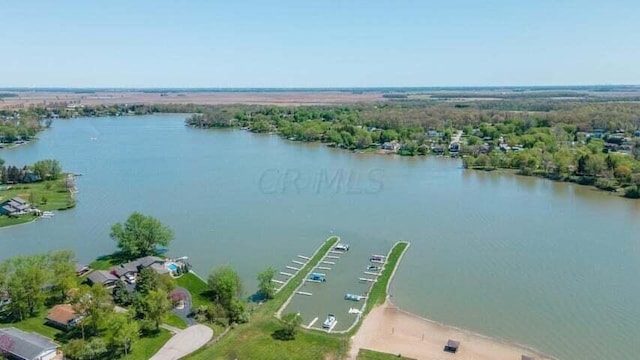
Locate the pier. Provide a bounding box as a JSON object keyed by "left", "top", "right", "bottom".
{"left": 359, "top": 277, "right": 377, "bottom": 282}
{"left": 322, "top": 261, "right": 335, "bottom": 265}
{"left": 271, "top": 279, "right": 284, "bottom": 284}
{"left": 286, "top": 266, "right": 300, "bottom": 271}
{"left": 296, "top": 291, "right": 313, "bottom": 296}
{"left": 280, "top": 272, "right": 294, "bottom": 277}
{"left": 316, "top": 266, "right": 331, "bottom": 270}
{"left": 326, "top": 255, "right": 340, "bottom": 259}
{"left": 297, "top": 255, "right": 310, "bottom": 260}
{"left": 292, "top": 260, "right": 306, "bottom": 265}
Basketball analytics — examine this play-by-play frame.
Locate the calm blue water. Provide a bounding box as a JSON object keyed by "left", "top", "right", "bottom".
{"left": 1, "top": 114, "right": 639, "bottom": 359}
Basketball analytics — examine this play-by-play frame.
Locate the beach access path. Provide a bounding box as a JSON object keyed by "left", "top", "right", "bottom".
{"left": 349, "top": 300, "right": 553, "bottom": 360}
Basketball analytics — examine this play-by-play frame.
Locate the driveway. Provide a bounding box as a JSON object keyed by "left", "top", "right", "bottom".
{"left": 171, "top": 287, "right": 196, "bottom": 326}
{"left": 150, "top": 324, "right": 213, "bottom": 360}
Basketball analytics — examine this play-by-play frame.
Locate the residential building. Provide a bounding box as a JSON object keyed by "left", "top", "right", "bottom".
{"left": 45, "top": 304, "right": 82, "bottom": 329}
{"left": 0, "top": 197, "right": 31, "bottom": 216}
{"left": 86, "top": 270, "right": 118, "bottom": 287}
{"left": 0, "top": 327, "right": 61, "bottom": 360}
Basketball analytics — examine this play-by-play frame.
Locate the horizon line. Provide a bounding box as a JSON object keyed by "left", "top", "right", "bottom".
{"left": 1, "top": 84, "right": 640, "bottom": 92}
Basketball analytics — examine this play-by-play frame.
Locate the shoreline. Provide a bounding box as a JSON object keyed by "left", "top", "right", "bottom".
{"left": 350, "top": 299, "right": 555, "bottom": 360}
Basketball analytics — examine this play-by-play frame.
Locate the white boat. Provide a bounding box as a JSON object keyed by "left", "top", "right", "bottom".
{"left": 348, "top": 308, "right": 362, "bottom": 314}
{"left": 322, "top": 314, "right": 336, "bottom": 329}
{"left": 334, "top": 243, "right": 350, "bottom": 251}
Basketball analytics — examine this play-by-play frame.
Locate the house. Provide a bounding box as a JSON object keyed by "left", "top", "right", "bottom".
{"left": 112, "top": 256, "right": 167, "bottom": 278}
{"left": 426, "top": 130, "right": 442, "bottom": 138}
{"left": 86, "top": 270, "right": 118, "bottom": 287}
{"left": 74, "top": 264, "right": 90, "bottom": 277}
{"left": 432, "top": 144, "right": 446, "bottom": 154}
{"left": 0, "top": 197, "right": 31, "bottom": 216}
{"left": 0, "top": 327, "right": 61, "bottom": 360}
{"left": 45, "top": 304, "right": 82, "bottom": 329}
{"left": 23, "top": 172, "right": 41, "bottom": 183}
{"left": 381, "top": 141, "right": 401, "bottom": 151}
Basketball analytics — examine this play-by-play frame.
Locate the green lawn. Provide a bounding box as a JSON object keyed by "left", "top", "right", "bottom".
{"left": 5, "top": 311, "right": 63, "bottom": 340}
{"left": 123, "top": 329, "right": 172, "bottom": 360}
{"left": 0, "top": 177, "right": 76, "bottom": 227}
{"left": 175, "top": 271, "right": 212, "bottom": 309}
{"left": 165, "top": 311, "right": 188, "bottom": 329}
{"left": 186, "top": 236, "right": 345, "bottom": 360}
{"left": 357, "top": 349, "right": 415, "bottom": 360}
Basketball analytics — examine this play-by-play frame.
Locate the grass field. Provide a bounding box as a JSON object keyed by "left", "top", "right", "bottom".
{"left": 0, "top": 177, "right": 76, "bottom": 227}
{"left": 123, "top": 329, "right": 172, "bottom": 360}
{"left": 5, "top": 311, "right": 63, "bottom": 340}
{"left": 357, "top": 349, "right": 415, "bottom": 360}
{"left": 186, "top": 236, "right": 347, "bottom": 360}
{"left": 176, "top": 271, "right": 212, "bottom": 309}
{"left": 165, "top": 311, "right": 188, "bottom": 329}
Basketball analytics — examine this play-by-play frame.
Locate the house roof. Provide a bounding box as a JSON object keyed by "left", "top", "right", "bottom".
{"left": 113, "top": 256, "right": 164, "bottom": 277}
{"left": 87, "top": 270, "right": 118, "bottom": 285}
{"left": 0, "top": 327, "right": 59, "bottom": 360}
{"left": 46, "top": 304, "right": 78, "bottom": 326}
{"left": 74, "top": 263, "right": 89, "bottom": 273}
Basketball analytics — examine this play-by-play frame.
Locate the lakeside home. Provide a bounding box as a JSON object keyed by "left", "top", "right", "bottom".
{"left": 0, "top": 197, "right": 31, "bottom": 216}
{"left": 0, "top": 327, "right": 62, "bottom": 360}
{"left": 45, "top": 304, "right": 82, "bottom": 329}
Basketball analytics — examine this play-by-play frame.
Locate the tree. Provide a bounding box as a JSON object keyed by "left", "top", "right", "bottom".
{"left": 72, "top": 284, "right": 114, "bottom": 338}
{"left": 257, "top": 267, "right": 277, "bottom": 300}
{"left": 110, "top": 212, "right": 174, "bottom": 258}
{"left": 138, "top": 289, "right": 171, "bottom": 331}
{"left": 278, "top": 312, "right": 302, "bottom": 340}
{"left": 31, "top": 159, "right": 62, "bottom": 180}
{"left": 64, "top": 338, "right": 107, "bottom": 360}
{"left": 106, "top": 313, "right": 140, "bottom": 357}
{"left": 3, "top": 255, "right": 48, "bottom": 320}
{"left": 48, "top": 250, "right": 77, "bottom": 301}
{"left": 207, "top": 265, "right": 243, "bottom": 308}
{"left": 112, "top": 280, "right": 134, "bottom": 306}
{"left": 135, "top": 267, "right": 160, "bottom": 295}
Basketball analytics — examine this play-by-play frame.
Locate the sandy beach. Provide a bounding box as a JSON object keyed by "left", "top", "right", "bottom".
{"left": 349, "top": 300, "right": 554, "bottom": 360}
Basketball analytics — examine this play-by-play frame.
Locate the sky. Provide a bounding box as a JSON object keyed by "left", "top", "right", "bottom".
{"left": 1, "top": 0, "right": 639, "bottom": 88}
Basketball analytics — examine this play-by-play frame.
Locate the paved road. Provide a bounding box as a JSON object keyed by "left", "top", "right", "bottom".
{"left": 171, "top": 287, "right": 196, "bottom": 326}
{"left": 150, "top": 324, "right": 213, "bottom": 360}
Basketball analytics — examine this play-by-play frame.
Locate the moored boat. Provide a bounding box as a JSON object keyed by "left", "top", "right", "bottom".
{"left": 322, "top": 313, "right": 336, "bottom": 329}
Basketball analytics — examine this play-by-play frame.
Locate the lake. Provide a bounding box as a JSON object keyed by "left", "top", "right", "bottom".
{"left": 1, "top": 114, "right": 639, "bottom": 359}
